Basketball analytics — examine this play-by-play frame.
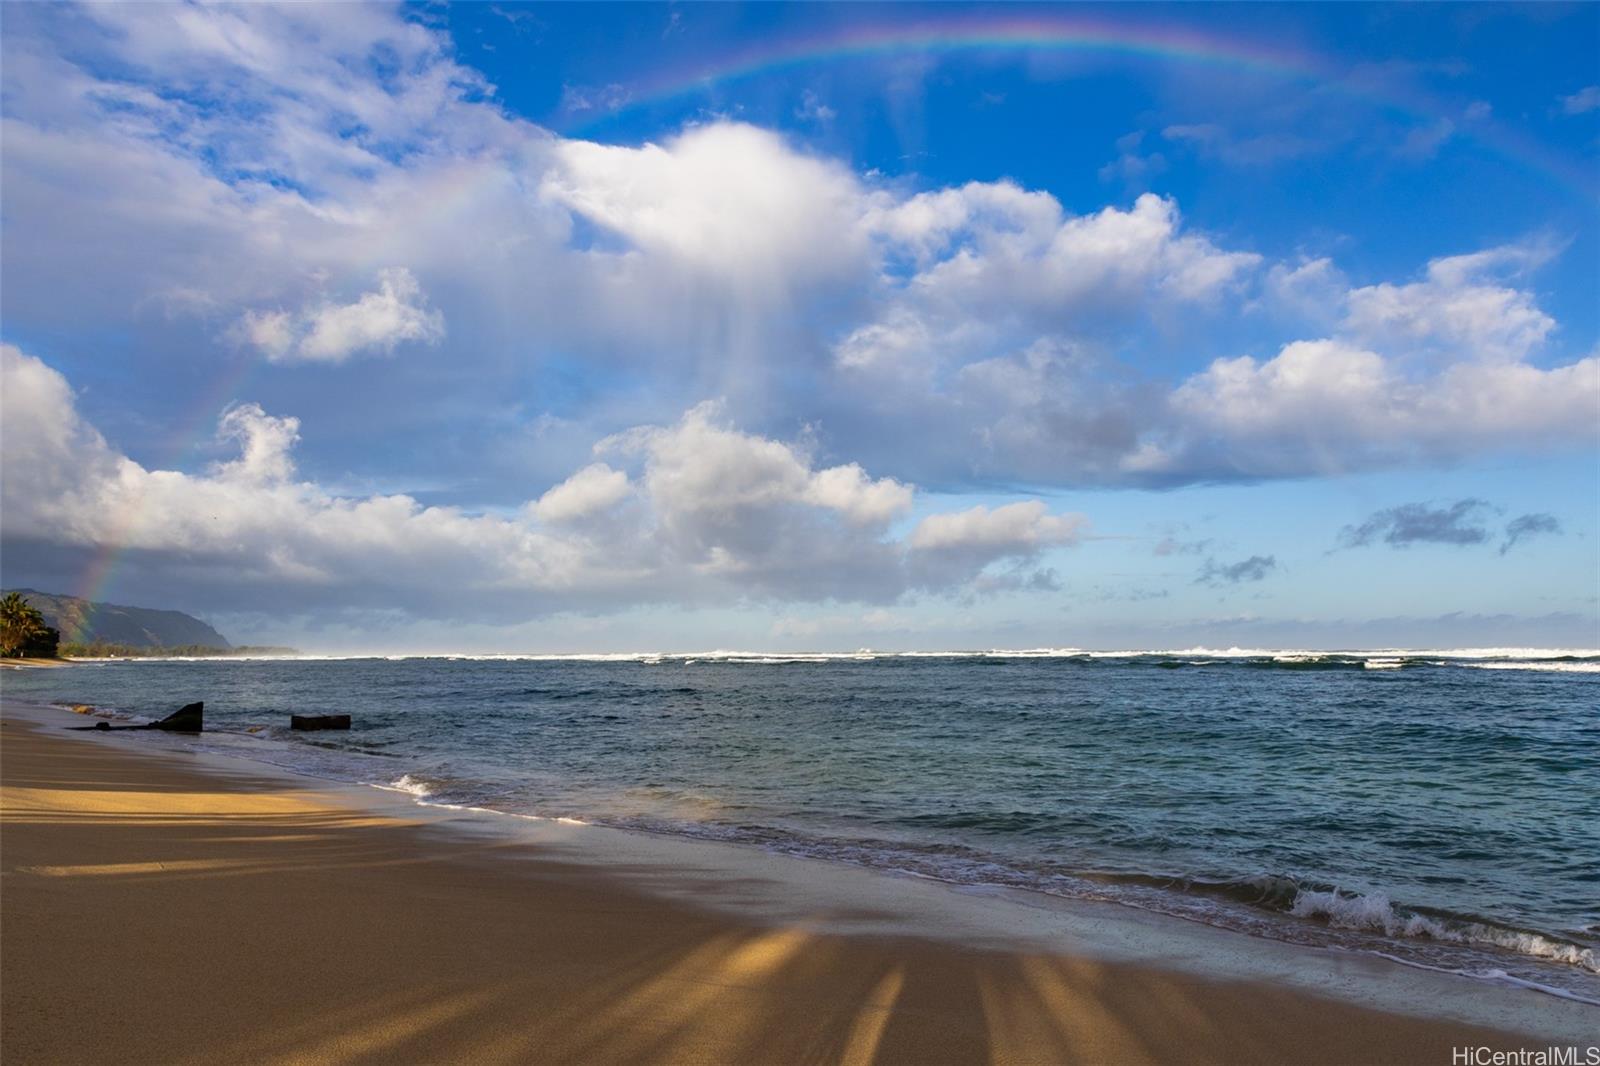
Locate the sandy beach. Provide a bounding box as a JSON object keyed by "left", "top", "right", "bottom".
{"left": 0, "top": 703, "right": 1586, "bottom": 1066}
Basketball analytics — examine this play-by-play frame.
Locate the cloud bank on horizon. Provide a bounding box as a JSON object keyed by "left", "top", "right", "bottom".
{"left": 1, "top": 3, "right": 1595, "bottom": 651}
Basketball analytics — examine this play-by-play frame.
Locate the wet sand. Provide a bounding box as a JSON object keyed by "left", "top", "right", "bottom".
{"left": 0, "top": 707, "right": 1573, "bottom": 1065}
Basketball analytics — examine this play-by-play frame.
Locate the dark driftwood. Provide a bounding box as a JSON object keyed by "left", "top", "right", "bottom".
{"left": 290, "top": 714, "right": 350, "bottom": 731}
{"left": 151, "top": 702, "right": 203, "bottom": 732}
{"left": 68, "top": 701, "right": 202, "bottom": 732}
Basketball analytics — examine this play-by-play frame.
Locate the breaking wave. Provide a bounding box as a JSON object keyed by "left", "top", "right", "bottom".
{"left": 375, "top": 773, "right": 437, "bottom": 798}
{"left": 1289, "top": 888, "right": 1599, "bottom": 974}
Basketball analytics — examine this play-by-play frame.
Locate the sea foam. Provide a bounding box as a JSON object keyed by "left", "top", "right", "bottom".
{"left": 1290, "top": 889, "right": 1600, "bottom": 974}
{"left": 378, "top": 773, "right": 436, "bottom": 798}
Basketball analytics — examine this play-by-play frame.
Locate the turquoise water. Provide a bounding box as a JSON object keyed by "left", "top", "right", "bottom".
{"left": 7, "top": 650, "right": 1598, "bottom": 999}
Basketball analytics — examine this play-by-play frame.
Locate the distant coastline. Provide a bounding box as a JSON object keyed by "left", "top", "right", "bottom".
{"left": 1, "top": 589, "right": 296, "bottom": 660}
{"left": 59, "top": 643, "right": 300, "bottom": 659}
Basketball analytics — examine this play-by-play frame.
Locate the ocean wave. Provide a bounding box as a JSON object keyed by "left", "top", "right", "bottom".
{"left": 374, "top": 773, "right": 437, "bottom": 798}
{"left": 1289, "top": 888, "right": 1599, "bottom": 973}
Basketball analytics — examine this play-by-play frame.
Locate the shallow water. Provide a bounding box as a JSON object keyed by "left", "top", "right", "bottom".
{"left": 8, "top": 649, "right": 1598, "bottom": 1000}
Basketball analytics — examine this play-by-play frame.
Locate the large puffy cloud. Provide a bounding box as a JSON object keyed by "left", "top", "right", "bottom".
{"left": 0, "top": 347, "right": 1080, "bottom": 618}
{"left": 840, "top": 190, "right": 1260, "bottom": 377}
{"left": 606, "top": 402, "right": 913, "bottom": 533}
{"left": 543, "top": 124, "right": 874, "bottom": 294}
{"left": 1343, "top": 246, "right": 1557, "bottom": 363}
{"left": 1160, "top": 340, "right": 1598, "bottom": 478}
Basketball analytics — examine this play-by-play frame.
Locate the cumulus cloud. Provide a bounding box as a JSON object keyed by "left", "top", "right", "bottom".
{"left": 1, "top": 348, "right": 1080, "bottom": 618}
{"left": 1196, "top": 555, "right": 1277, "bottom": 585}
{"left": 215, "top": 404, "right": 301, "bottom": 484}
{"left": 1336, "top": 499, "right": 1492, "bottom": 550}
{"left": 1343, "top": 245, "right": 1556, "bottom": 363}
{"left": 237, "top": 269, "right": 445, "bottom": 363}
{"left": 542, "top": 123, "right": 873, "bottom": 294}
{"left": 532, "top": 463, "right": 632, "bottom": 524}
{"left": 1160, "top": 341, "right": 1598, "bottom": 479}
{"left": 605, "top": 401, "right": 913, "bottom": 532}
{"left": 907, "top": 501, "right": 1086, "bottom": 591}
{"left": 1500, "top": 513, "right": 1561, "bottom": 555}
{"left": 864, "top": 189, "right": 1259, "bottom": 316}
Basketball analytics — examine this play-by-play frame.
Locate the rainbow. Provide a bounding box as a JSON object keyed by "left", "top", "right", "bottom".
{"left": 599, "top": 15, "right": 1324, "bottom": 106}
{"left": 560, "top": 13, "right": 1594, "bottom": 199}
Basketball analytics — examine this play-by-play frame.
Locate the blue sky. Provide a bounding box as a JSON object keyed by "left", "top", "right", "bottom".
{"left": 1, "top": 2, "right": 1595, "bottom": 652}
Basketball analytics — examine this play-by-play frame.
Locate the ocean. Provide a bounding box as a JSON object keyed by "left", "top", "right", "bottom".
{"left": 7, "top": 648, "right": 1597, "bottom": 1001}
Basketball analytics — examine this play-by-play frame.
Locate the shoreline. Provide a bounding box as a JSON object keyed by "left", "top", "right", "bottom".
{"left": 11, "top": 674, "right": 1598, "bottom": 1007}
{"left": 3, "top": 699, "right": 1596, "bottom": 1063}
{"left": 0, "top": 657, "right": 70, "bottom": 669}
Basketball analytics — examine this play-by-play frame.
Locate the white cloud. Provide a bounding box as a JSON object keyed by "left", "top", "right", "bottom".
{"left": 836, "top": 190, "right": 1259, "bottom": 388}
{"left": 1163, "top": 340, "right": 1599, "bottom": 477}
{"left": 803, "top": 464, "right": 914, "bottom": 527}
{"left": 238, "top": 269, "right": 445, "bottom": 363}
{"left": 215, "top": 403, "right": 300, "bottom": 484}
{"left": 1343, "top": 245, "right": 1556, "bottom": 363}
{"left": 877, "top": 189, "right": 1259, "bottom": 311}
{"left": 1, "top": 348, "right": 1078, "bottom": 618}
{"left": 533, "top": 463, "right": 632, "bottom": 524}
{"left": 909, "top": 501, "right": 1084, "bottom": 553}
{"left": 542, "top": 123, "right": 874, "bottom": 293}
{"left": 605, "top": 402, "right": 913, "bottom": 548}
{"left": 906, "top": 501, "right": 1086, "bottom": 592}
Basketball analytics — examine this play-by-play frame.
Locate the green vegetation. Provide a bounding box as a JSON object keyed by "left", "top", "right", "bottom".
{"left": 60, "top": 642, "right": 299, "bottom": 659}
{"left": 1, "top": 591, "right": 61, "bottom": 658}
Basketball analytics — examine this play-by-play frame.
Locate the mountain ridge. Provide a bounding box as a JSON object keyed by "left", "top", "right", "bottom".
{"left": 5, "top": 589, "right": 232, "bottom": 649}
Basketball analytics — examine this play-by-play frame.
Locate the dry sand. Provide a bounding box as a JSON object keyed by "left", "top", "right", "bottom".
{"left": 0, "top": 709, "right": 1570, "bottom": 1065}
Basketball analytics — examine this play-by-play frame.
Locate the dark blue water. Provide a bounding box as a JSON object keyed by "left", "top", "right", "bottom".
{"left": 7, "top": 651, "right": 1598, "bottom": 998}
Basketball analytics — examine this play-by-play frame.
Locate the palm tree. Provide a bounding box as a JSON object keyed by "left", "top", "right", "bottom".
{"left": 0, "top": 592, "right": 55, "bottom": 657}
